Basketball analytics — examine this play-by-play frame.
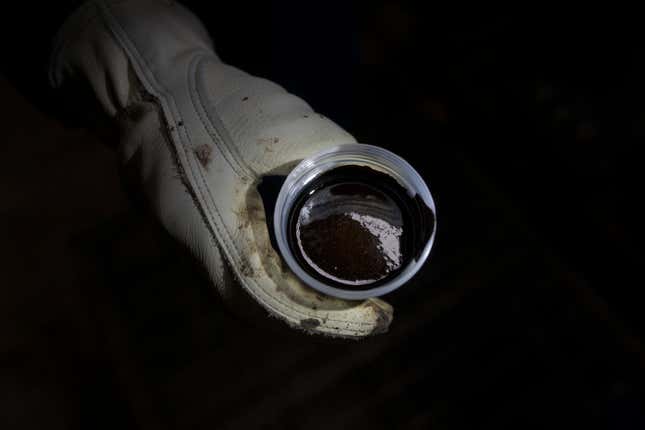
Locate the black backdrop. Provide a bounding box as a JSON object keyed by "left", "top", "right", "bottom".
{"left": 1, "top": 2, "right": 644, "bottom": 429}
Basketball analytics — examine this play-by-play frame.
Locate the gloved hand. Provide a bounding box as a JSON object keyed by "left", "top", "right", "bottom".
{"left": 50, "top": 0, "right": 393, "bottom": 337}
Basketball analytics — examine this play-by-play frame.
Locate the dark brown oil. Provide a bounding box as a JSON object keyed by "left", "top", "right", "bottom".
{"left": 287, "top": 165, "right": 435, "bottom": 290}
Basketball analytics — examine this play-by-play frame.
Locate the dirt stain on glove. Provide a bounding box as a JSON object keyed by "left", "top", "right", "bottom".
{"left": 194, "top": 144, "right": 213, "bottom": 168}
{"left": 300, "top": 318, "right": 321, "bottom": 329}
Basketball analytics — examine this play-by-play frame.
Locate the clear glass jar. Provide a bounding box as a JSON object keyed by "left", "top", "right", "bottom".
{"left": 274, "top": 144, "right": 437, "bottom": 300}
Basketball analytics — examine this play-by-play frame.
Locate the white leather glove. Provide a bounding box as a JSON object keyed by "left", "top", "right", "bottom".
{"left": 50, "top": 0, "right": 393, "bottom": 338}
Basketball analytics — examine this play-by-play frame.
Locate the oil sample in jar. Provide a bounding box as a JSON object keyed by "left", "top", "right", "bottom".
{"left": 287, "top": 165, "right": 435, "bottom": 290}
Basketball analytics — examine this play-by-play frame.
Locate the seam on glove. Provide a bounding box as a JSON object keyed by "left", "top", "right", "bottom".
{"left": 180, "top": 62, "right": 378, "bottom": 331}
{"left": 112, "top": 36, "right": 374, "bottom": 337}
{"left": 180, "top": 116, "right": 376, "bottom": 332}
{"left": 98, "top": 0, "right": 382, "bottom": 337}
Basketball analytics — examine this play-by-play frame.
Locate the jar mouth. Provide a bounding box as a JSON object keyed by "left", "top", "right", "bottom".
{"left": 273, "top": 144, "right": 437, "bottom": 300}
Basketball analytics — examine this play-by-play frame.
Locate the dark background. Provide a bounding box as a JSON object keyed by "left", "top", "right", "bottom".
{"left": 1, "top": 2, "right": 644, "bottom": 429}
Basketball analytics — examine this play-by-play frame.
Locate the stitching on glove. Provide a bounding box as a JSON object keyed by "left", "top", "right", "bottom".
{"left": 143, "top": 53, "right": 372, "bottom": 332}
{"left": 180, "top": 90, "right": 375, "bottom": 332}
{"left": 177, "top": 119, "right": 374, "bottom": 331}
{"left": 181, "top": 121, "right": 373, "bottom": 333}
{"left": 99, "top": 0, "right": 375, "bottom": 336}
{"left": 181, "top": 115, "right": 374, "bottom": 332}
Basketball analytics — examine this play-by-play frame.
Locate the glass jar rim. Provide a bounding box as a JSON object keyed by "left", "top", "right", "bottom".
{"left": 273, "top": 143, "right": 437, "bottom": 300}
